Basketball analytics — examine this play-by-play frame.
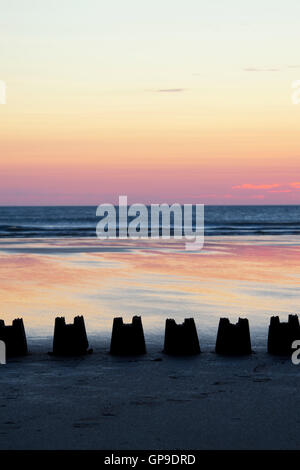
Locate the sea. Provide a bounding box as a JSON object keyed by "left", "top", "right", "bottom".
{"left": 1, "top": 205, "right": 300, "bottom": 238}
{"left": 0, "top": 205, "right": 300, "bottom": 339}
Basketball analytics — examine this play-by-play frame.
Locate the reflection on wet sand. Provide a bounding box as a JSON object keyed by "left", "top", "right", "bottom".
{"left": 0, "top": 236, "right": 299, "bottom": 337}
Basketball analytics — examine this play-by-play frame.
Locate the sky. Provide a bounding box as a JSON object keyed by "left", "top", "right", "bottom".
{"left": 0, "top": 0, "right": 300, "bottom": 205}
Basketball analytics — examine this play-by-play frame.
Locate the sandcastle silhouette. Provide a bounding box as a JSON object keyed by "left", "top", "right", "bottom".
{"left": 0, "top": 314, "right": 299, "bottom": 359}
{"left": 0, "top": 318, "right": 27, "bottom": 357}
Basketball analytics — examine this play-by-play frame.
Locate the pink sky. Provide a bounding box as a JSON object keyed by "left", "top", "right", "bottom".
{"left": 1, "top": 1, "right": 300, "bottom": 205}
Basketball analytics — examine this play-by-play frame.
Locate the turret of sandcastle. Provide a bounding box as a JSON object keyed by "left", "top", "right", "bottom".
{"left": 52, "top": 316, "right": 90, "bottom": 356}
{"left": 163, "top": 318, "right": 200, "bottom": 355}
{"left": 268, "top": 314, "right": 300, "bottom": 355}
{"left": 216, "top": 317, "right": 252, "bottom": 355}
{"left": 110, "top": 316, "right": 146, "bottom": 355}
{"left": 0, "top": 318, "right": 28, "bottom": 357}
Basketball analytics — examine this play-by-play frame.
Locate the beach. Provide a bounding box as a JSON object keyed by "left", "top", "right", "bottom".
{"left": 2, "top": 0, "right": 300, "bottom": 454}
{"left": 1, "top": 339, "right": 300, "bottom": 449}
{"left": 0, "top": 235, "right": 300, "bottom": 449}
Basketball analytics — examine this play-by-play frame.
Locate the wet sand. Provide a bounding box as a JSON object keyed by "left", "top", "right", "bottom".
{"left": 0, "top": 236, "right": 300, "bottom": 337}
{"left": 1, "top": 237, "right": 300, "bottom": 449}
{"left": 0, "top": 337, "right": 300, "bottom": 450}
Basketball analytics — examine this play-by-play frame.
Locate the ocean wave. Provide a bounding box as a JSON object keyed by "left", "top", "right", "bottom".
{"left": 1, "top": 205, "right": 300, "bottom": 237}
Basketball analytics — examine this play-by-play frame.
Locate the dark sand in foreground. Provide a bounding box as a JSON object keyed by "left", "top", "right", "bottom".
{"left": 0, "top": 337, "right": 299, "bottom": 450}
